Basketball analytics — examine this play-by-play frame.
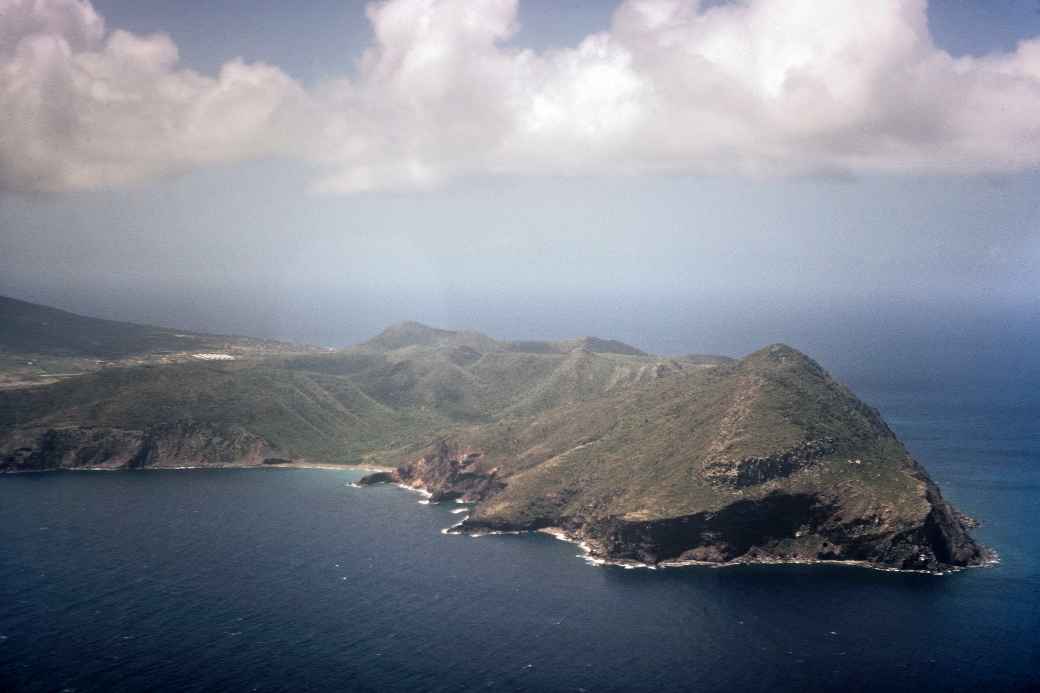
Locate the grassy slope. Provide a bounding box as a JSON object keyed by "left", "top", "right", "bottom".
{"left": 0, "top": 360, "right": 434, "bottom": 463}
{"left": 2, "top": 313, "right": 924, "bottom": 529}
{"left": 0, "top": 294, "right": 276, "bottom": 358}
{"left": 0, "top": 294, "right": 322, "bottom": 390}
{"left": 433, "top": 345, "right": 928, "bottom": 527}
{"left": 0, "top": 321, "right": 691, "bottom": 465}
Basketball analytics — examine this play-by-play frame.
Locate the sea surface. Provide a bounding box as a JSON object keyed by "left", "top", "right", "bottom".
{"left": 1, "top": 382, "right": 1038, "bottom": 692}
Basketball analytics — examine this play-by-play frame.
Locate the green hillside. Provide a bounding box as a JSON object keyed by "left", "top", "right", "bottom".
{"left": 432, "top": 344, "right": 922, "bottom": 525}
{"left": 0, "top": 319, "right": 712, "bottom": 464}
{"left": 1, "top": 295, "right": 249, "bottom": 358}
{"left": 0, "top": 294, "right": 319, "bottom": 389}
{"left": 361, "top": 343, "right": 984, "bottom": 571}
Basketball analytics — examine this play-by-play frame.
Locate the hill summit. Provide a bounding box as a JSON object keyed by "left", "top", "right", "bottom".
{"left": 364, "top": 321, "right": 647, "bottom": 357}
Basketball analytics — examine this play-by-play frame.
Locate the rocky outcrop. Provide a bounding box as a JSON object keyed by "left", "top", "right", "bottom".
{"left": 374, "top": 436, "right": 988, "bottom": 573}
{"left": 0, "top": 421, "right": 284, "bottom": 472}
{"left": 918, "top": 485, "right": 986, "bottom": 567}
{"left": 359, "top": 440, "right": 503, "bottom": 502}
{"left": 704, "top": 438, "right": 837, "bottom": 488}
{"left": 564, "top": 483, "right": 985, "bottom": 572}
{"left": 448, "top": 484, "right": 986, "bottom": 573}
{"left": 357, "top": 470, "right": 398, "bottom": 485}
{"left": 0, "top": 427, "right": 146, "bottom": 471}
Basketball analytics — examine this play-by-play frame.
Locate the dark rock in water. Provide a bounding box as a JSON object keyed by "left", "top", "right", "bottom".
{"left": 955, "top": 510, "right": 981, "bottom": 529}
{"left": 357, "top": 471, "right": 399, "bottom": 485}
{"left": 395, "top": 442, "right": 505, "bottom": 503}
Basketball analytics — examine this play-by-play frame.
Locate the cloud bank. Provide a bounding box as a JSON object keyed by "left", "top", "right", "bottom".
{"left": 1, "top": 0, "right": 1038, "bottom": 193}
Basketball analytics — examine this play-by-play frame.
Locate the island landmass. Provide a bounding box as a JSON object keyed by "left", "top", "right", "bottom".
{"left": 0, "top": 295, "right": 989, "bottom": 573}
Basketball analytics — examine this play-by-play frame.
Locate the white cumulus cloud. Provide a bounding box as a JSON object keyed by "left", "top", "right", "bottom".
{"left": 0, "top": 0, "right": 312, "bottom": 192}
{"left": 1, "top": 0, "right": 1039, "bottom": 194}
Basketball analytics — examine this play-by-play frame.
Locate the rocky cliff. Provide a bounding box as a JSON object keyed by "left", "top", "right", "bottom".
{"left": 0, "top": 421, "right": 285, "bottom": 471}
{"left": 359, "top": 449, "right": 985, "bottom": 573}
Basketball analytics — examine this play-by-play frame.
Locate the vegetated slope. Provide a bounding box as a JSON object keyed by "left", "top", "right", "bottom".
{"left": 0, "top": 361, "right": 431, "bottom": 465}
{"left": 282, "top": 322, "right": 686, "bottom": 421}
{"left": 0, "top": 294, "right": 318, "bottom": 390}
{"left": 0, "top": 321, "right": 707, "bottom": 466}
{"left": 0, "top": 294, "right": 268, "bottom": 358}
{"left": 364, "top": 344, "right": 986, "bottom": 572}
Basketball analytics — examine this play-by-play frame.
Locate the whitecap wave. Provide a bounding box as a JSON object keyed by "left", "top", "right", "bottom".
{"left": 440, "top": 516, "right": 470, "bottom": 534}
{"left": 394, "top": 482, "right": 432, "bottom": 498}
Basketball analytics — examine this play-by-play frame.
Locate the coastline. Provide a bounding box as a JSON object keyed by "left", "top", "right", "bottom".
{"left": 0, "top": 462, "right": 396, "bottom": 475}
{"left": 534, "top": 525, "right": 1001, "bottom": 576}
{"left": 376, "top": 477, "right": 998, "bottom": 577}
{"left": 5, "top": 461, "right": 998, "bottom": 576}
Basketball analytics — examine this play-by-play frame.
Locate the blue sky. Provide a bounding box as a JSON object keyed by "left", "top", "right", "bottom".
{"left": 88, "top": 0, "right": 1040, "bottom": 79}
{"left": 0, "top": 0, "right": 1038, "bottom": 366}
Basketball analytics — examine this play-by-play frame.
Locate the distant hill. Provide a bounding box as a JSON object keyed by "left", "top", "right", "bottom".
{"left": 0, "top": 295, "right": 320, "bottom": 389}
{"left": 0, "top": 294, "right": 297, "bottom": 359}
{"left": 0, "top": 306, "right": 726, "bottom": 463}
{"left": 362, "top": 321, "right": 502, "bottom": 354}
{"left": 365, "top": 321, "right": 647, "bottom": 356}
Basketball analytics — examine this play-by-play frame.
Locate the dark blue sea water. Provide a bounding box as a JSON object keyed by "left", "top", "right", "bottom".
{"left": 1, "top": 383, "right": 1038, "bottom": 692}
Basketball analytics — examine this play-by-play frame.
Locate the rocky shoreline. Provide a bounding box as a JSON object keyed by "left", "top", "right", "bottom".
{"left": 0, "top": 424, "right": 993, "bottom": 576}
{"left": 357, "top": 449, "right": 992, "bottom": 575}
{"left": 1, "top": 462, "right": 394, "bottom": 474}
{"left": 531, "top": 526, "right": 999, "bottom": 575}
{"left": 379, "top": 476, "right": 997, "bottom": 576}
{"left": 0, "top": 424, "right": 394, "bottom": 474}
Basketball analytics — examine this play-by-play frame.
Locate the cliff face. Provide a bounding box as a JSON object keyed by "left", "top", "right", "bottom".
{"left": 361, "top": 443, "right": 984, "bottom": 573}
{"left": 0, "top": 421, "right": 283, "bottom": 472}
{"left": 395, "top": 442, "right": 506, "bottom": 502}
{"left": 571, "top": 481, "right": 983, "bottom": 572}
{"left": 360, "top": 345, "right": 988, "bottom": 573}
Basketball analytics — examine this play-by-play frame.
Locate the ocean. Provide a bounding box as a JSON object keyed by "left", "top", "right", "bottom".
{"left": 1, "top": 379, "right": 1038, "bottom": 692}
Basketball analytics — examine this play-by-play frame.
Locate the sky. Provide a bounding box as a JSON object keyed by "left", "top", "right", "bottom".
{"left": 0, "top": 0, "right": 1038, "bottom": 380}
